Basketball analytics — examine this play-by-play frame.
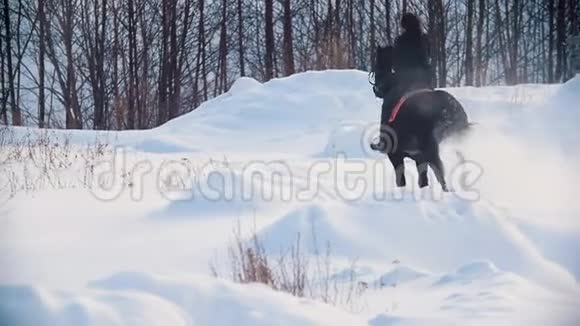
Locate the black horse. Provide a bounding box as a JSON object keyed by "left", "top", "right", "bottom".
{"left": 370, "top": 45, "right": 470, "bottom": 191}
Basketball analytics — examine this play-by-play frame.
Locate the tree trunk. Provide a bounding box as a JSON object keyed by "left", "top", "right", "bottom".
{"left": 264, "top": 0, "right": 274, "bottom": 80}
{"left": 570, "top": 0, "right": 578, "bottom": 35}
{"left": 347, "top": 0, "right": 356, "bottom": 67}
{"left": 237, "top": 0, "right": 245, "bottom": 77}
{"left": 2, "top": 0, "right": 21, "bottom": 125}
{"left": 127, "top": 0, "right": 137, "bottom": 128}
{"left": 217, "top": 0, "right": 228, "bottom": 92}
{"left": 436, "top": 0, "right": 447, "bottom": 87}
{"left": 0, "top": 27, "right": 6, "bottom": 124}
{"left": 548, "top": 0, "right": 555, "bottom": 82}
{"left": 169, "top": 0, "right": 180, "bottom": 119}
{"left": 510, "top": 0, "right": 520, "bottom": 84}
{"left": 475, "top": 0, "right": 485, "bottom": 86}
{"left": 334, "top": 0, "right": 342, "bottom": 67}
{"left": 82, "top": 0, "right": 108, "bottom": 130}
{"left": 282, "top": 0, "right": 295, "bottom": 76}
{"left": 194, "top": 0, "right": 205, "bottom": 107}
{"left": 38, "top": 0, "right": 46, "bottom": 127}
{"left": 139, "top": 0, "right": 151, "bottom": 127}
{"left": 465, "top": 0, "right": 474, "bottom": 86}
{"left": 494, "top": 0, "right": 510, "bottom": 84}
{"left": 385, "top": 0, "right": 392, "bottom": 44}
{"left": 112, "top": 1, "right": 121, "bottom": 129}
{"left": 428, "top": 0, "right": 437, "bottom": 86}
{"left": 555, "top": 0, "right": 566, "bottom": 81}
{"left": 370, "top": 0, "right": 376, "bottom": 67}
{"left": 63, "top": 0, "right": 82, "bottom": 129}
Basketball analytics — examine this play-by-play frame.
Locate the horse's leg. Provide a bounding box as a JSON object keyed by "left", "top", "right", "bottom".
{"left": 424, "top": 139, "right": 448, "bottom": 191}
{"left": 414, "top": 154, "right": 429, "bottom": 188}
{"left": 388, "top": 152, "right": 406, "bottom": 187}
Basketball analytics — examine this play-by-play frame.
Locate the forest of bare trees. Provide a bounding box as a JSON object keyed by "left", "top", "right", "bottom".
{"left": 0, "top": 0, "right": 579, "bottom": 130}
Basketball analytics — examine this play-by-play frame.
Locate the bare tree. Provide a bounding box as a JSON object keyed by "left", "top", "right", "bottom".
{"left": 465, "top": 0, "right": 475, "bottom": 85}
{"left": 37, "top": 0, "right": 46, "bottom": 127}
{"left": 80, "top": 0, "right": 107, "bottom": 129}
{"left": 385, "top": 0, "right": 392, "bottom": 44}
{"left": 45, "top": 0, "right": 82, "bottom": 128}
{"left": 370, "top": 0, "right": 376, "bottom": 66}
{"left": 2, "top": 0, "right": 576, "bottom": 130}
{"left": 475, "top": 0, "right": 486, "bottom": 86}
{"left": 237, "top": 0, "right": 245, "bottom": 77}
{"left": 282, "top": 0, "right": 295, "bottom": 76}
{"left": 217, "top": 0, "right": 228, "bottom": 93}
{"left": 548, "top": 0, "right": 556, "bottom": 82}
{"left": 264, "top": 0, "right": 274, "bottom": 80}
{"left": 1, "top": 14, "right": 6, "bottom": 124}
{"left": 435, "top": 0, "right": 447, "bottom": 87}
{"left": 555, "top": 0, "right": 566, "bottom": 81}
{"left": 570, "top": 0, "right": 578, "bottom": 35}
{"left": 2, "top": 0, "right": 22, "bottom": 125}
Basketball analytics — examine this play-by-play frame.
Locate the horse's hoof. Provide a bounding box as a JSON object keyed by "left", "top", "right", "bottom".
{"left": 370, "top": 143, "right": 384, "bottom": 153}
{"left": 371, "top": 139, "right": 391, "bottom": 153}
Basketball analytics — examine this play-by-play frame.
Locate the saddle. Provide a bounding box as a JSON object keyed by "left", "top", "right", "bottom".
{"left": 387, "top": 88, "right": 432, "bottom": 124}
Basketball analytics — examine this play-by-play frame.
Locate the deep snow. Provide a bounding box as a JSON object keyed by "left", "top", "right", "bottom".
{"left": 1, "top": 70, "right": 579, "bottom": 325}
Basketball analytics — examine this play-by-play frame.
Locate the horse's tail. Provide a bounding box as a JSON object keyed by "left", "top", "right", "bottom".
{"left": 453, "top": 122, "right": 477, "bottom": 140}
{"left": 433, "top": 90, "right": 471, "bottom": 141}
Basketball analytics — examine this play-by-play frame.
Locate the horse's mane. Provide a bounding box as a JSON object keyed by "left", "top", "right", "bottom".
{"left": 371, "top": 46, "right": 395, "bottom": 96}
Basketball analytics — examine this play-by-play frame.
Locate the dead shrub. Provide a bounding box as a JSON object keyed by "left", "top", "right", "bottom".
{"left": 0, "top": 127, "right": 112, "bottom": 200}
{"left": 211, "top": 221, "right": 366, "bottom": 312}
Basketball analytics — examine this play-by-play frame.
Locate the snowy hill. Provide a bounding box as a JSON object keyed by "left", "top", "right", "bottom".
{"left": 1, "top": 70, "right": 580, "bottom": 325}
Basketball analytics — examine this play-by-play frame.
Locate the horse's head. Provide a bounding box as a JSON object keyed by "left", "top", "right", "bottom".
{"left": 372, "top": 46, "right": 395, "bottom": 97}
{"left": 375, "top": 45, "right": 393, "bottom": 72}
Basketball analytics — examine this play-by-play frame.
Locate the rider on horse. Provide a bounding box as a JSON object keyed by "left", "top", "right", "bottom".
{"left": 391, "top": 13, "right": 432, "bottom": 91}
{"left": 369, "top": 13, "right": 470, "bottom": 191}
{"left": 373, "top": 13, "right": 433, "bottom": 150}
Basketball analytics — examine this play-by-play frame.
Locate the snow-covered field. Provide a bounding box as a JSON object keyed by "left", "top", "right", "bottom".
{"left": 1, "top": 70, "right": 579, "bottom": 325}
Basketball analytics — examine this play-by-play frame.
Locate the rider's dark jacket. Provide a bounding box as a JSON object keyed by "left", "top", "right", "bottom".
{"left": 392, "top": 30, "right": 432, "bottom": 89}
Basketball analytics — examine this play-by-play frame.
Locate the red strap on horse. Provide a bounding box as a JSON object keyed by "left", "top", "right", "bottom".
{"left": 388, "top": 88, "right": 432, "bottom": 124}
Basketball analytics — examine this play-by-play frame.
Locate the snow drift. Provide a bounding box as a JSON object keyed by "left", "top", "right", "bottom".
{"left": 1, "top": 71, "right": 580, "bottom": 325}
{"left": 0, "top": 272, "right": 365, "bottom": 326}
